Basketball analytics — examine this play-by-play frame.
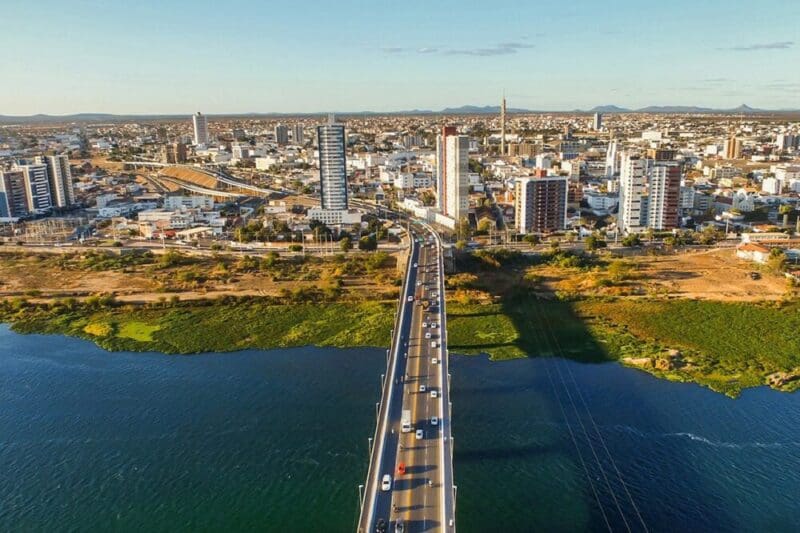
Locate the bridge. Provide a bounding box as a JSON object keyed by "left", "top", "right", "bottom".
{"left": 357, "top": 221, "right": 456, "bottom": 532}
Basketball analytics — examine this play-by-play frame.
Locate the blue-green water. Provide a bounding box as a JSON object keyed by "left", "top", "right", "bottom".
{"left": 1, "top": 325, "right": 799, "bottom": 532}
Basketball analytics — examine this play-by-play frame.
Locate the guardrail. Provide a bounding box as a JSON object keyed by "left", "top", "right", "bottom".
{"left": 358, "top": 228, "right": 417, "bottom": 531}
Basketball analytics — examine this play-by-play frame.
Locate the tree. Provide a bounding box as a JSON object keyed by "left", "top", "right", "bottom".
{"left": 585, "top": 235, "right": 607, "bottom": 252}
{"left": 477, "top": 219, "right": 493, "bottom": 234}
{"left": 420, "top": 191, "right": 436, "bottom": 206}
{"left": 621, "top": 233, "right": 642, "bottom": 247}
{"left": 523, "top": 234, "right": 540, "bottom": 247}
{"left": 768, "top": 248, "right": 787, "bottom": 273}
{"left": 339, "top": 236, "right": 353, "bottom": 252}
{"left": 358, "top": 235, "right": 378, "bottom": 251}
{"left": 454, "top": 240, "right": 467, "bottom": 251}
{"left": 457, "top": 217, "right": 472, "bottom": 241}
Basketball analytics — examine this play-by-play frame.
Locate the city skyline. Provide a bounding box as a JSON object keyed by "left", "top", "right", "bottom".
{"left": 1, "top": 0, "right": 799, "bottom": 115}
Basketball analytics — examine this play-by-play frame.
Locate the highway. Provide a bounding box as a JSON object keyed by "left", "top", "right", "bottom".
{"left": 358, "top": 223, "right": 455, "bottom": 533}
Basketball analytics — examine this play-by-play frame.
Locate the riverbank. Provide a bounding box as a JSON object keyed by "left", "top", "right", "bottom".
{"left": 0, "top": 297, "right": 394, "bottom": 354}
{"left": 445, "top": 248, "right": 800, "bottom": 397}
{"left": 2, "top": 246, "right": 798, "bottom": 396}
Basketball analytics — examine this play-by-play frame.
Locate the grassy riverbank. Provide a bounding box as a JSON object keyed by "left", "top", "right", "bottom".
{"left": 2, "top": 246, "right": 798, "bottom": 396}
{"left": 445, "top": 248, "right": 800, "bottom": 396}
{"left": 448, "top": 298, "right": 800, "bottom": 396}
{"left": 0, "top": 298, "right": 394, "bottom": 354}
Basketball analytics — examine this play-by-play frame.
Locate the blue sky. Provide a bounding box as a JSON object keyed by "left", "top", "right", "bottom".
{"left": 1, "top": 0, "right": 799, "bottom": 114}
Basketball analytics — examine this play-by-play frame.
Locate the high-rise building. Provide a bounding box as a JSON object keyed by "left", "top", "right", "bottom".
{"left": 514, "top": 176, "right": 569, "bottom": 234}
{"left": 192, "top": 112, "right": 209, "bottom": 146}
{"left": 436, "top": 126, "right": 469, "bottom": 221}
{"left": 317, "top": 114, "right": 348, "bottom": 211}
{"left": 293, "top": 124, "right": 304, "bottom": 145}
{"left": 435, "top": 126, "right": 457, "bottom": 212}
{"left": 164, "top": 142, "right": 187, "bottom": 164}
{"left": 646, "top": 161, "right": 681, "bottom": 230}
{"left": 593, "top": 113, "right": 603, "bottom": 131}
{"left": 0, "top": 170, "right": 29, "bottom": 218}
{"left": 274, "top": 124, "right": 289, "bottom": 146}
{"left": 724, "top": 135, "right": 742, "bottom": 159}
{"left": 605, "top": 140, "right": 619, "bottom": 178}
{"left": 500, "top": 95, "right": 507, "bottom": 156}
{"left": 618, "top": 152, "right": 648, "bottom": 233}
{"left": 18, "top": 163, "right": 52, "bottom": 212}
{"left": 36, "top": 154, "right": 75, "bottom": 207}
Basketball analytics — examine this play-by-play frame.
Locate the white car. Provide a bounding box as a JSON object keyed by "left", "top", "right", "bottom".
{"left": 431, "top": 390, "right": 438, "bottom": 398}
{"left": 432, "top": 358, "right": 438, "bottom": 365}
{"left": 419, "top": 384, "right": 426, "bottom": 393}
{"left": 416, "top": 281, "right": 422, "bottom": 286}
{"left": 425, "top": 332, "right": 431, "bottom": 339}
{"left": 422, "top": 322, "right": 427, "bottom": 328}
{"left": 415, "top": 429, "right": 424, "bottom": 440}
{"left": 407, "top": 296, "right": 414, "bottom": 302}
{"left": 413, "top": 263, "right": 418, "bottom": 268}
{"left": 381, "top": 474, "right": 392, "bottom": 491}
{"left": 431, "top": 417, "right": 438, "bottom": 426}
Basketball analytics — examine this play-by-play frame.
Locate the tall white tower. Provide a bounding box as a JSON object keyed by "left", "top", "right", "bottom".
{"left": 316, "top": 114, "right": 348, "bottom": 211}
{"left": 500, "top": 95, "right": 507, "bottom": 156}
{"left": 192, "top": 112, "right": 209, "bottom": 146}
{"left": 618, "top": 151, "right": 647, "bottom": 234}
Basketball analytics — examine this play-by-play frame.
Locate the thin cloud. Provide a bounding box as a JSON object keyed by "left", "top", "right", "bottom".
{"left": 723, "top": 41, "right": 793, "bottom": 51}
{"left": 764, "top": 81, "right": 800, "bottom": 90}
{"left": 443, "top": 42, "right": 534, "bottom": 56}
{"left": 380, "top": 42, "right": 534, "bottom": 57}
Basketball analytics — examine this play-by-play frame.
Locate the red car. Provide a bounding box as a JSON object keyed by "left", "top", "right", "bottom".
{"left": 396, "top": 462, "right": 406, "bottom": 475}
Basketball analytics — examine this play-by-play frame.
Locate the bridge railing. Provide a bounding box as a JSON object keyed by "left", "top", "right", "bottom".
{"left": 357, "top": 227, "right": 416, "bottom": 531}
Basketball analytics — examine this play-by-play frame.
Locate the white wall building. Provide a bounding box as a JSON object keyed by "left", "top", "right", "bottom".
{"left": 317, "top": 115, "right": 348, "bottom": 211}
{"left": 192, "top": 112, "right": 209, "bottom": 146}
{"left": 618, "top": 152, "right": 647, "bottom": 233}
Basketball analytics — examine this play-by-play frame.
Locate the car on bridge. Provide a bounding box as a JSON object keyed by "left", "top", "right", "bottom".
{"left": 407, "top": 295, "right": 414, "bottom": 302}
{"left": 419, "top": 384, "right": 426, "bottom": 393}
{"left": 415, "top": 429, "right": 424, "bottom": 440}
{"left": 381, "top": 474, "right": 392, "bottom": 491}
{"left": 431, "top": 390, "right": 438, "bottom": 398}
{"left": 375, "top": 518, "right": 387, "bottom": 533}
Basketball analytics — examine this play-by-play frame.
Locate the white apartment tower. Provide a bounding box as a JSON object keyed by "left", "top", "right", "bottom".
{"left": 17, "top": 163, "right": 52, "bottom": 212}
{"left": 316, "top": 114, "right": 348, "bottom": 211}
{"left": 605, "top": 139, "right": 619, "bottom": 178}
{"left": 618, "top": 152, "right": 647, "bottom": 233}
{"left": 274, "top": 124, "right": 289, "bottom": 145}
{"left": 192, "top": 112, "right": 209, "bottom": 146}
{"left": 436, "top": 127, "right": 469, "bottom": 222}
{"left": 36, "top": 154, "right": 75, "bottom": 207}
{"left": 593, "top": 112, "right": 603, "bottom": 131}
{"left": 293, "top": 123, "right": 304, "bottom": 145}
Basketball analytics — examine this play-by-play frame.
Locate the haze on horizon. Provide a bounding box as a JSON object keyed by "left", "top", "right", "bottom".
{"left": 1, "top": 0, "right": 798, "bottom": 115}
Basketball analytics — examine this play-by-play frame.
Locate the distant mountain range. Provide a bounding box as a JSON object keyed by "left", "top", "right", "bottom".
{"left": 1, "top": 104, "right": 798, "bottom": 124}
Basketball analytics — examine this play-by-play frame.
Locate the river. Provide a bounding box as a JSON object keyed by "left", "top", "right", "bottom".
{"left": 1, "top": 325, "right": 798, "bottom": 532}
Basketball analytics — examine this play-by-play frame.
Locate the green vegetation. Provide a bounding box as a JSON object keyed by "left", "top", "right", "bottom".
{"left": 445, "top": 247, "right": 800, "bottom": 396}
{"left": 1, "top": 298, "right": 394, "bottom": 354}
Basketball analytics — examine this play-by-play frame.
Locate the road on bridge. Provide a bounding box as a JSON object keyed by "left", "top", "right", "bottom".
{"left": 358, "top": 223, "right": 455, "bottom": 533}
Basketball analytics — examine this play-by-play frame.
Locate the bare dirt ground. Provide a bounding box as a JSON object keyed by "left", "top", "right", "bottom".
{"left": 628, "top": 248, "right": 788, "bottom": 301}
{"left": 0, "top": 251, "right": 400, "bottom": 304}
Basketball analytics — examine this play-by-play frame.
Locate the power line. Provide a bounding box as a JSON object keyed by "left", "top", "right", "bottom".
{"left": 528, "top": 305, "right": 613, "bottom": 532}
{"left": 538, "top": 304, "right": 648, "bottom": 532}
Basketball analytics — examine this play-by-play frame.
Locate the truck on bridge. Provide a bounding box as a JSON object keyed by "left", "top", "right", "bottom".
{"left": 401, "top": 409, "right": 412, "bottom": 433}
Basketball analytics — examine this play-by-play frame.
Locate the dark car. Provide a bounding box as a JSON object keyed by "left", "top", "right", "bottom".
{"left": 375, "top": 518, "right": 387, "bottom": 533}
